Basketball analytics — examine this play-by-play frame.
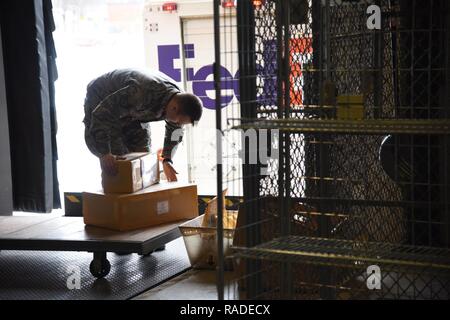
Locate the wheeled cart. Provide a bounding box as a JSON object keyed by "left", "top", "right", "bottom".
{"left": 0, "top": 216, "right": 188, "bottom": 278}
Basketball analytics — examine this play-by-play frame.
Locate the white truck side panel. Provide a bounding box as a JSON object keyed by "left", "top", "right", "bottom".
{"left": 144, "top": 0, "right": 242, "bottom": 196}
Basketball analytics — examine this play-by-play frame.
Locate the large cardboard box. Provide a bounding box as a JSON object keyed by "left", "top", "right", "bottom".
{"left": 101, "top": 153, "right": 160, "bottom": 194}
{"left": 83, "top": 182, "right": 198, "bottom": 231}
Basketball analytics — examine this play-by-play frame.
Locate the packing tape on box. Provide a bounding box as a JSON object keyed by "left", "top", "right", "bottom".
{"left": 66, "top": 195, "right": 80, "bottom": 203}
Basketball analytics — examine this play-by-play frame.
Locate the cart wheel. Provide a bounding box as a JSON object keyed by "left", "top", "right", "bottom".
{"left": 141, "top": 252, "right": 152, "bottom": 257}
{"left": 141, "top": 245, "right": 166, "bottom": 257}
{"left": 90, "top": 253, "right": 111, "bottom": 279}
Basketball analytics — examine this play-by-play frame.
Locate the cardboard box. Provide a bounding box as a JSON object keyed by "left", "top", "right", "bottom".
{"left": 83, "top": 182, "right": 198, "bottom": 231}
{"left": 101, "top": 152, "right": 160, "bottom": 194}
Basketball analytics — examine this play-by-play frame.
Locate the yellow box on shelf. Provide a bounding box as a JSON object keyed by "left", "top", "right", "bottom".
{"left": 337, "top": 95, "right": 364, "bottom": 120}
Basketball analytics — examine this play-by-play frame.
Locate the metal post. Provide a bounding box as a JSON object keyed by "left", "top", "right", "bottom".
{"left": 237, "top": 0, "right": 260, "bottom": 299}
{"left": 373, "top": 0, "right": 383, "bottom": 118}
{"left": 213, "top": 0, "right": 225, "bottom": 301}
{"left": 318, "top": 0, "right": 335, "bottom": 300}
{"left": 275, "top": 0, "right": 286, "bottom": 299}
{"left": 277, "top": 1, "right": 293, "bottom": 299}
{"left": 180, "top": 18, "right": 196, "bottom": 184}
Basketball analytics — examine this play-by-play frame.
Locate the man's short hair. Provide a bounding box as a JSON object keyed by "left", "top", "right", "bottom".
{"left": 177, "top": 93, "right": 203, "bottom": 125}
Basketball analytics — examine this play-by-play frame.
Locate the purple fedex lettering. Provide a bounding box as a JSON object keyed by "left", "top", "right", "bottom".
{"left": 230, "top": 41, "right": 276, "bottom": 106}
{"left": 157, "top": 44, "right": 239, "bottom": 109}
{"left": 158, "top": 44, "right": 196, "bottom": 83}
{"left": 192, "top": 65, "right": 236, "bottom": 110}
{"left": 158, "top": 45, "right": 181, "bottom": 82}
{"left": 260, "top": 40, "right": 278, "bottom": 106}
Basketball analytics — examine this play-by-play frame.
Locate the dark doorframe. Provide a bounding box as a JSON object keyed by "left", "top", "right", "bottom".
{"left": 0, "top": 23, "right": 13, "bottom": 216}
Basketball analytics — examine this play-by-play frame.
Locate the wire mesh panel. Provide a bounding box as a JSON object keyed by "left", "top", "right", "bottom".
{"left": 214, "top": 0, "right": 450, "bottom": 300}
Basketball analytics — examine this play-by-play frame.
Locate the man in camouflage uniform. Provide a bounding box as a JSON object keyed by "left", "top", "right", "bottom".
{"left": 83, "top": 69, "right": 203, "bottom": 181}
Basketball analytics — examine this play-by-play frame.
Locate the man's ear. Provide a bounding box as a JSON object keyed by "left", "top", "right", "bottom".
{"left": 174, "top": 103, "right": 182, "bottom": 113}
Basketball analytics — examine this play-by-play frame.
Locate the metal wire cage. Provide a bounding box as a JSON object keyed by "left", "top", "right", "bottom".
{"left": 213, "top": 0, "right": 450, "bottom": 299}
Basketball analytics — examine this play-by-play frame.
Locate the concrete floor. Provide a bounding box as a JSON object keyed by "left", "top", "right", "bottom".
{"left": 135, "top": 269, "right": 218, "bottom": 300}
{"left": 135, "top": 269, "right": 238, "bottom": 300}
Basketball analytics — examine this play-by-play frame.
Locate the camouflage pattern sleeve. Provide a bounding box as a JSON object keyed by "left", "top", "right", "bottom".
{"left": 89, "top": 82, "right": 143, "bottom": 156}
{"left": 162, "top": 120, "right": 184, "bottom": 160}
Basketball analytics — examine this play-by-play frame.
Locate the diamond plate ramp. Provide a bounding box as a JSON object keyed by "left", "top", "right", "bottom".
{"left": 0, "top": 238, "right": 190, "bottom": 300}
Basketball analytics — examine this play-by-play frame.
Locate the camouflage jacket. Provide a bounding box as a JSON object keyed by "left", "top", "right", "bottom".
{"left": 84, "top": 69, "right": 183, "bottom": 160}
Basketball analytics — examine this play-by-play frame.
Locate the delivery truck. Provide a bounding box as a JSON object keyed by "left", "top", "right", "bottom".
{"left": 143, "top": 0, "right": 241, "bottom": 196}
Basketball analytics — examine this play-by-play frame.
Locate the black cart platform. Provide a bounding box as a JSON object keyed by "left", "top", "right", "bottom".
{"left": 0, "top": 216, "right": 188, "bottom": 278}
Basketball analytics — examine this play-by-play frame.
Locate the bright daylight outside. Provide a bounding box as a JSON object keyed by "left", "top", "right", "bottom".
{"left": 52, "top": 0, "right": 191, "bottom": 205}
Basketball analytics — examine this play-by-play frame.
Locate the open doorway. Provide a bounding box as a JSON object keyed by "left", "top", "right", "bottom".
{"left": 53, "top": 0, "right": 146, "bottom": 195}
{"left": 52, "top": 0, "right": 185, "bottom": 206}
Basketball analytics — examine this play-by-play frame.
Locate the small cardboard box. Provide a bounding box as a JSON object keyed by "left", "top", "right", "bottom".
{"left": 83, "top": 182, "right": 198, "bottom": 231}
{"left": 101, "top": 152, "right": 160, "bottom": 194}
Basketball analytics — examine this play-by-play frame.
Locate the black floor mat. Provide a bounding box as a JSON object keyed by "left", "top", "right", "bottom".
{"left": 0, "top": 238, "right": 190, "bottom": 300}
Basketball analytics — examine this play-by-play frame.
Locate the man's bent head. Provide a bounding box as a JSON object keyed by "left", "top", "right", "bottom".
{"left": 166, "top": 93, "right": 203, "bottom": 126}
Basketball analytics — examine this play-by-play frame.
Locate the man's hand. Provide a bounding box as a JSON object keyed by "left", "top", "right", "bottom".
{"left": 163, "top": 161, "right": 178, "bottom": 182}
{"left": 100, "top": 153, "right": 118, "bottom": 176}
